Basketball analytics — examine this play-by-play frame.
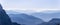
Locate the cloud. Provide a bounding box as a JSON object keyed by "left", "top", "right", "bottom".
{"left": 4, "top": 8, "right": 60, "bottom": 12}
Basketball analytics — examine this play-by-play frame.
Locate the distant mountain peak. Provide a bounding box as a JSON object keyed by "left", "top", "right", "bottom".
{"left": 49, "top": 18, "right": 60, "bottom": 21}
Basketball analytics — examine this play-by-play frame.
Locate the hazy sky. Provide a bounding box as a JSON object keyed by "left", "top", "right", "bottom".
{"left": 0, "top": 0, "right": 60, "bottom": 12}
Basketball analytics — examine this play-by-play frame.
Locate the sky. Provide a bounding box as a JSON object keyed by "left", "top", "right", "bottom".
{"left": 0, "top": 0, "right": 60, "bottom": 12}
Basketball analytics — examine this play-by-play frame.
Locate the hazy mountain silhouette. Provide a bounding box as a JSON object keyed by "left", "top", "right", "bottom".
{"left": 39, "top": 22, "right": 56, "bottom": 25}
{"left": 0, "top": 4, "right": 12, "bottom": 25}
{"left": 49, "top": 18, "right": 60, "bottom": 25}
{"left": 8, "top": 14, "right": 44, "bottom": 25}
{"left": 39, "top": 18, "right": 60, "bottom": 25}
{"left": 32, "top": 11, "right": 60, "bottom": 21}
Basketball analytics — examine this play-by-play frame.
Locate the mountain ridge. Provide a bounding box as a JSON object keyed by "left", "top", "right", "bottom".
{"left": 8, "top": 13, "right": 44, "bottom": 25}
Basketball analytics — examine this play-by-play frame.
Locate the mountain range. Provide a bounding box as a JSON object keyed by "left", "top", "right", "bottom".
{"left": 6, "top": 10, "right": 60, "bottom": 22}
{"left": 8, "top": 13, "right": 44, "bottom": 25}
{"left": 32, "top": 11, "right": 60, "bottom": 22}
{"left": 5, "top": 10, "right": 60, "bottom": 25}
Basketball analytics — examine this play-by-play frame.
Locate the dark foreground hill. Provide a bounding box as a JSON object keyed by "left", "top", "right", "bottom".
{"left": 0, "top": 4, "right": 21, "bottom": 25}
{"left": 0, "top": 4, "right": 12, "bottom": 25}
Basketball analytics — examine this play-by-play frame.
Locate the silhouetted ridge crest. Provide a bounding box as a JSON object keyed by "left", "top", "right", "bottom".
{"left": 0, "top": 4, "right": 12, "bottom": 25}
{"left": 9, "top": 13, "right": 44, "bottom": 25}
{"left": 39, "top": 18, "right": 60, "bottom": 25}
{"left": 49, "top": 18, "right": 60, "bottom": 23}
